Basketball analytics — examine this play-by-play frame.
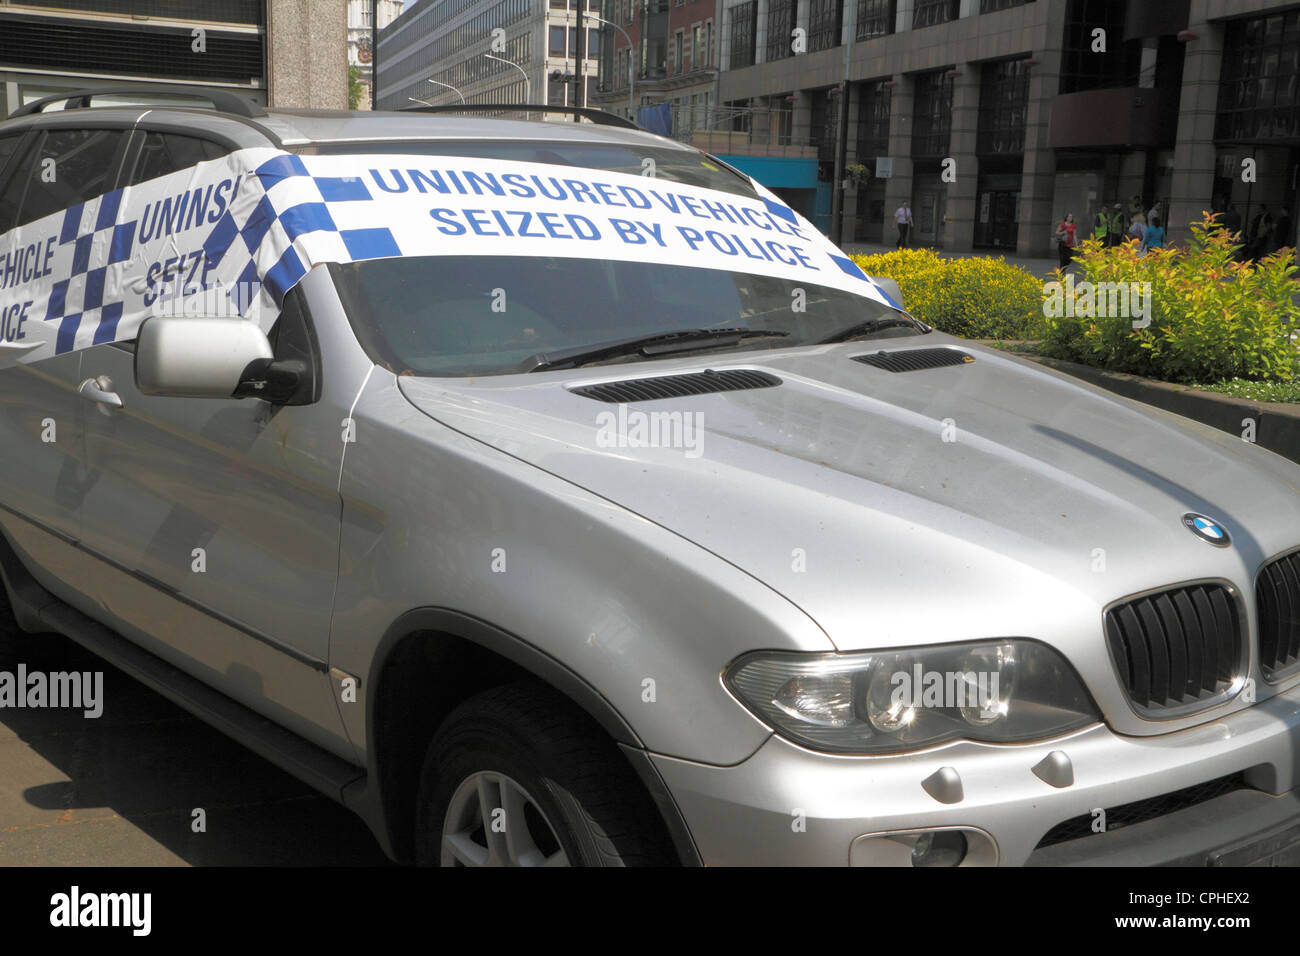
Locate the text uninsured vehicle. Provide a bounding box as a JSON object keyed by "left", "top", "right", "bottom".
{"left": 0, "top": 88, "right": 1298, "bottom": 866}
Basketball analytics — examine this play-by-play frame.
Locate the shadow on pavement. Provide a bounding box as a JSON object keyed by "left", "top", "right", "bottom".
{"left": 0, "top": 626, "right": 393, "bottom": 866}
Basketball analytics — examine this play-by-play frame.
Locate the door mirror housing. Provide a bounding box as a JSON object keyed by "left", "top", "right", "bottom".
{"left": 136, "top": 316, "right": 286, "bottom": 400}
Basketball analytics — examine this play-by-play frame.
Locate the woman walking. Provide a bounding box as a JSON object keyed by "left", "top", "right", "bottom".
{"left": 1055, "top": 213, "right": 1076, "bottom": 268}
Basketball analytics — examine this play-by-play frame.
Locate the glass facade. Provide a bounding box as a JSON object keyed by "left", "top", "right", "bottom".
{"left": 977, "top": 58, "right": 1030, "bottom": 155}
{"left": 1216, "top": 10, "right": 1300, "bottom": 145}
{"left": 911, "top": 69, "right": 954, "bottom": 158}
{"left": 856, "top": 0, "right": 895, "bottom": 39}
{"left": 730, "top": 1, "right": 757, "bottom": 69}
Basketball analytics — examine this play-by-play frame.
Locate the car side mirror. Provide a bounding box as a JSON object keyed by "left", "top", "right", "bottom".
{"left": 135, "top": 316, "right": 287, "bottom": 400}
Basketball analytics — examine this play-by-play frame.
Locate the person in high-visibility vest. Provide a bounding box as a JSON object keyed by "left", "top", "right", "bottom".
{"left": 1093, "top": 207, "right": 1110, "bottom": 243}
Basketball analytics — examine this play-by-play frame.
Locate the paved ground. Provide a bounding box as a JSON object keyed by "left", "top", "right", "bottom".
{"left": 0, "top": 626, "right": 392, "bottom": 866}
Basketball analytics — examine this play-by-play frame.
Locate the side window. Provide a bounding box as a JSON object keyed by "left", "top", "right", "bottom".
{"left": 12, "top": 128, "right": 127, "bottom": 229}
{"left": 0, "top": 133, "right": 28, "bottom": 232}
{"left": 125, "top": 132, "right": 231, "bottom": 187}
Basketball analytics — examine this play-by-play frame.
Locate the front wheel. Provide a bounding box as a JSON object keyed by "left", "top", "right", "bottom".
{"left": 415, "top": 683, "right": 676, "bottom": 867}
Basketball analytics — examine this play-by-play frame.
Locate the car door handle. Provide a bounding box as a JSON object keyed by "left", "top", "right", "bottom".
{"left": 78, "top": 375, "right": 124, "bottom": 409}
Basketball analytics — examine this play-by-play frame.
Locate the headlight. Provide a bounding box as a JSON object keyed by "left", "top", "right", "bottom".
{"left": 724, "top": 640, "right": 1098, "bottom": 754}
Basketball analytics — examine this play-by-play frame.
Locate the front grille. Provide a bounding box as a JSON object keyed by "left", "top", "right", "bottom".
{"left": 1035, "top": 773, "right": 1249, "bottom": 848}
{"left": 852, "top": 348, "right": 974, "bottom": 372}
{"left": 570, "top": 369, "right": 780, "bottom": 403}
{"left": 1257, "top": 550, "right": 1300, "bottom": 679}
{"left": 1105, "top": 583, "right": 1243, "bottom": 715}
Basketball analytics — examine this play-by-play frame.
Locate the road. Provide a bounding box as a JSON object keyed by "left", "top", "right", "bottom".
{"left": 0, "top": 625, "right": 392, "bottom": 866}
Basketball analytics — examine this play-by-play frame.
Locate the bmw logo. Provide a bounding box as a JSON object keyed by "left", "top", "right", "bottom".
{"left": 1183, "top": 513, "right": 1231, "bottom": 548}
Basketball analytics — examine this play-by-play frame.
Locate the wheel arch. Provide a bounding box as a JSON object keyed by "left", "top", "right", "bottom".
{"left": 359, "top": 608, "right": 701, "bottom": 866}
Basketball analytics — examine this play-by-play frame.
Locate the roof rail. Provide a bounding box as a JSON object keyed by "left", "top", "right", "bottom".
{"left": 399, "top": 103, "right": 639, "bottom": 130}
{"left": 9, "top": 85, "right": 267, "bottom": 119}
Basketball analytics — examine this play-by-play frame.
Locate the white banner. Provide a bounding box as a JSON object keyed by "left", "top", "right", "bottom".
{"left": 0, "top": 147, "right": 897, "bottom": 366}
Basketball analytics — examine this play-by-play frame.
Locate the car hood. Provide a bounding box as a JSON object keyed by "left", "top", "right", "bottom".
{"left": 397, "top": 335, "right": 1300, "bottom": 653}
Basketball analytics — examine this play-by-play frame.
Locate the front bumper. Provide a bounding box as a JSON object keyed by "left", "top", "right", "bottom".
{"left": 652, "top": 677, "right": 1300, "bottom": 865}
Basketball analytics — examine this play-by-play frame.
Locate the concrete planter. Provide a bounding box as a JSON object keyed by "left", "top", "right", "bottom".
{"left": 1018, "top": 353, "right": 1300, "bottom": 465}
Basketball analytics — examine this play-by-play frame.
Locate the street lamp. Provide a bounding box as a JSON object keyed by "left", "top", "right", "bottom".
{"left": 484, "top": 53, "right": 531, "bottom": 106}
{"left": 584, "top": 10, "right": 634, "bottom": 118}
{"left": 425, "top": 77, "right": 465, "bottom": 104}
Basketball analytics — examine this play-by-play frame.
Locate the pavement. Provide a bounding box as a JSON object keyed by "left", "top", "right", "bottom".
{"left": 0, "top": 625, "right": 392, "bottom": 866}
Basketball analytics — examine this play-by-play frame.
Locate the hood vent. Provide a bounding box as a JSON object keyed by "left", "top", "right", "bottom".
{"left": 570, "top": 368, "right": 781, "bottom": 403}
{"left": 853, "top": 348, "right": 975, "bottom": 373}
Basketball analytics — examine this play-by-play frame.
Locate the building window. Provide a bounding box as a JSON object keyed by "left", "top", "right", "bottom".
{"left": 856, "top": 78, "right": 892, "bottom": 157}
{"left": 693, "top": 24, "right": 704, "bottom": 71}
{"left": 549, "top": 26, "right": 565, "bottom": 56}
{"left": 1216, "top": 10, "right": 1300, "bottom": 144}
{"left": 911, "top": 69, "right": 954, "bottom": 158}
{"left": 979, "top": 0, "right": 1031, "bottom": 12}
{"left": 766, "top": 0, "right": 797, "bottom": 62}
{"left": 856, "top": 0, "right": 895, "bottom": 39}
{"left": 912, "top": 0, "right": 958, "bottom": 29}
{"left": 808, "top": 0, "right": 843, "bottom": 52}
{"left": 730, "top": 1, "right": 757, "bottom": 69}
{"left": 977, "top": 58, "right": 1030, "bottom": 155}
{"left": 1059, "top": 0, "right": 1141, "bottom": 94}
{"left": 675, "top": 30, "right": 684, "bottom": 73}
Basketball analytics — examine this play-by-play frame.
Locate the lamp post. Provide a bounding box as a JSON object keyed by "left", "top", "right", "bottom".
{"left": 584, "top": 11, "right": 634, "bottom": 119}
{"left": 484, "top": 53, "right": 531, "bottom": 106}
{"left": 425, "top": 77, "right": 465, "bottom": 104}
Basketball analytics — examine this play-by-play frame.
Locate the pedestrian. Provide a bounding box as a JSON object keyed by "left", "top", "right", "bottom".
{"left": 1148, "top": 198, "right": 1162, "bottom": 226}
{"left": 1140, "top": 214, "right": 1165, "bottom": 255}
{"left": 1107, "top": 202, "right": 1127, "bottom": 247}
{"left": 1055, "top": 212, "right": 1076, "bottom": 268}
{"left": 1093, "top": 206, "right": 1110, "bottom": 245}
{"left": 1129, "top": 194, "right": 1146, "bottom": 228}
{"left": 1127, "top": 214, "right": 1146, "bottom": 245}
{"left": 1274, "top": 207, "right": 1293, "bottom": 252}
{"left": 1221, "top": 202, "right": 1243, "bottom": 239}
{"left": 1249, "top": 209, "right": 1274, "bottom": 260}
{"left": 894, "top": 200, "right": 913, "bottom": 248}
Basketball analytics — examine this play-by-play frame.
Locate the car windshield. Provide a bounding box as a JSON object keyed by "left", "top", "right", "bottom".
{"left": 329, "top": 255, "right": 924, "bottom": 377}
{"left": 305, "top": 141, "right": 758, "bottom": 198}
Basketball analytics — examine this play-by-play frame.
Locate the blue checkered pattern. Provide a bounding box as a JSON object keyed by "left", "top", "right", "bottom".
{"left": 45, "top": 188, "right": 136, "bottom": 353}
{"left": 43, "top": 152, "right": 404, "bottom": 354}
{"left": 201, "top": 153, "right": 401, "bottom": 309}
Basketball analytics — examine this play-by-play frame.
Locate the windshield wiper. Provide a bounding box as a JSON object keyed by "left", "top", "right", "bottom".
{"left": 520, "top": 327, "right": 789, "bottom": 372}
{"left": 818, "top": 315, "right": 926, "bottom": 344}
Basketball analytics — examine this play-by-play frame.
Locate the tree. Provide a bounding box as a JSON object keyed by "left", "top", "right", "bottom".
{"left": 348, "top": 66, "right": 365, "bottom": 111}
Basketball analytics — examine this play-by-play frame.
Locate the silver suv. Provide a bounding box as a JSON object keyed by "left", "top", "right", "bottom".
{"left": 1, "top": 88, "right": 1299, "bottom": 867}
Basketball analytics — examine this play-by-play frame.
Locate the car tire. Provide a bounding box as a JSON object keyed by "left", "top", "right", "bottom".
{"left": 415, "top": 682, "right": 676, "bottom": 867}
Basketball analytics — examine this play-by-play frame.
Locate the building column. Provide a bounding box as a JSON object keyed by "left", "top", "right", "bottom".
{"left": 1019, "top": 50, "right": 1065, "bottom": 258}
{"left": 267, "top": 0, "right": 348, "bottom": 109}
{"left": 840, "top": 82, "right": 862, "bottom": 241}
{"left": 943, "top": 65, "right": 979, "bottom": 252}
{"left": 884, "top": 75, "right": 914, "bottom": 247}
{"left": 1167, "top": 4, "right": 1223, "bottom": 245}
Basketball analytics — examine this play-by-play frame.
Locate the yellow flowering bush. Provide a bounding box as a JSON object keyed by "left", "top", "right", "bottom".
{"left": 851, "top": 249, "right": 1044, "bottom": 339}
{"left": 1041, "top": 213, "right": 1299, "bottom": 383}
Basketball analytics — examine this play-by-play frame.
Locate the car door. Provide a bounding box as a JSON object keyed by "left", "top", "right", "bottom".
{"left": 76, "top": 131, "right": 353, "bottom": 757}
{"left": 0, "top": 126, "right": 130, "bottom": 606}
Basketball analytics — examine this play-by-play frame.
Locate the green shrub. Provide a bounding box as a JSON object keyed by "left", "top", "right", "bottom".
{"left": 1040, "top": 214, "right": 1299, "bottom": 383}
{"left": 851, "top": 249, "right": 1044, "bottom": 339}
